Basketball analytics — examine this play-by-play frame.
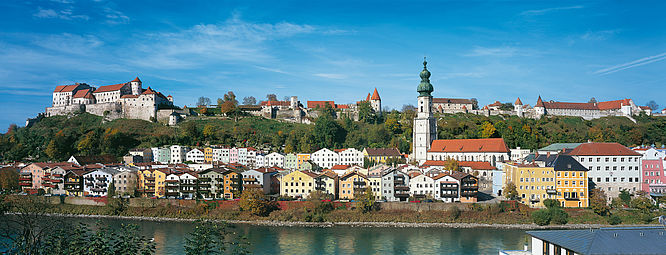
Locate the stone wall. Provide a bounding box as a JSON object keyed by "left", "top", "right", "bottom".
{"left": 85, "top": 102, "right": 123, "bottom": 120}
{"left": 45, "top": 104, "right": 84, "bottom": 117}
{"left": 123, "top": 104, "right": 154, "bottom": 121}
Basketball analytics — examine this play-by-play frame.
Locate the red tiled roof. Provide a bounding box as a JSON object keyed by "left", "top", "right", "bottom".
{"left": 597, "top": 99, "right": 631, "bottom": 110}
{"left": 568, "top": 143, "right": 641, "bottom": 156}
{"left": 366, "top": 93, "right": 371, "bottom": 101}
{"left": 307, "top": 101, "right": 335, "bottom": 109}
{"left": 301, "top": 170, "right": 319, "bottom": 178}
{"left": 95, "top": 83, "right": 127, "bottom": 93}
{"left": 433, "top": 98, "right": 473, "bottom": 104}
{"left": 537, "top": 98, "right": 633, "bottom": 111}
{"left": 639, "top": 106, "right": 650, "bottom": 110}
{"left": 459, "top": 161, "right": 496, "bottom": 170}
{"left": 341, "top": 171, "right": 367, "bottom": 180}
{"left": 371, "top": 88, "right": 380, "bottom": 100}
{"left": 429, "top": 138, "right": 509, "bottom": 153}
{"left": 142, "top": 87, "right": 157, "bottom": 95}
{"left": 536, "top": 96, "right": 544, "bottom": 107}
{"left": 260, "top": 100, "right": 290, "bottom": 107}
{"left": 515, "top": 97, "right": 523, "bottom": 105}
{"left": 408, "top": 172, "right": 421, "bottom": 178}
{"left": 331, "top": 164, "right": 351, "bottom": 170}
{"left": 73, "top": 89, "right": 94, "bottom": 99}
{"left": 336, "top": 104, "right": 349, "bottom": 109}
{"left": 121, "top": 95, "right": 139, "bottom": 98}
{"left": 487, "top": 101, "right": 502, "bottom": 107}
{"left": 132, "top": 77, "right": 141, "bottom": 82}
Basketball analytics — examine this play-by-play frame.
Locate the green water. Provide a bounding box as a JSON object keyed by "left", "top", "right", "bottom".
{"left": 50, "top": 217, "right": 530, "bottom": 254}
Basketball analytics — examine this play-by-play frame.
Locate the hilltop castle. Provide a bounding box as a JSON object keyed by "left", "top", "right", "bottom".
{"left": 46, "top": 77, "right": 179, "bottom": 122}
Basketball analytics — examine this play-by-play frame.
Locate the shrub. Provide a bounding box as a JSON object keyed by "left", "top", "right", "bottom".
{"left": 448, "top": 206, "right": 461, "bottom": 220}
{"left": 531, "top": 209, "right": 551, "bottom": 226}
{"left": 543, "top": 199, "right": 559, "bottom": 209}
{"left": 608, "top": 215, "right": 622, "bottom": 225}
{"left": 238, "top": 189, "right": 279, "bottom": 217}
{"left": 549, "top": 209, "right": 569, "bottom": 225}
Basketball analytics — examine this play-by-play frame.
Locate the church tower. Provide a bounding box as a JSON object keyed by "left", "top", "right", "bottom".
{"left": 130, "top": 77, "right": 142, "bottom": 95}
{"left": 370, "top": 88, "right": 382, "bottom": 116}
{"left": 412, "top": 58, "right": 437, "bottom": 164}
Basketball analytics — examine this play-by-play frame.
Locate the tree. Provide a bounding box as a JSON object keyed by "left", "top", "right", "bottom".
{"left": 266, "top": 94, "right": 277, "bottom": 101}
{"left": 107, "top": 182, "right": 116, "bottom": 198}
{"left": 313, "top": 114, "right": 346, "bottom": 149}
{"left": 356, "top": 186, "right": 376, "bottom": 213}
{"left": 76, "top": 131, "right": 100, "bottom": 156}
{"left": 238, "top": 189, "right": 279, "bottom": 216}
{"left": 549, "top": 208, "right": 569, "bottom": 225}
{"left": 470, "top": 98, "right": 479, "bottom": 110}
{"left": 630, "top": 195, "right": 655, "bottom": 213}
{"left": 531, "top": 209, "right": 551, "bottom": 226}
{"left": 197, "top": 97, "right": 211, "bottom": 107}
{"left": 242, "top": 96, "right": 257, "bottom": 105}
{"left": 444, "top": 158, "right": 460, "bottom": 172}
{"left": 618, "top": 189, "right": 631, "bottom": 206}
{"left": 203, "top": 124, "right": 216, "bottom": 140}
{"left": 504, "top": 182, "right": 519, "bottom": 200}
{"left": 184, "top": 221, "right": 248, "bottom": 255}
{"left": 499, "top": 103, "right": 513, "bottom": 111}
{"left": 0, "top": 168, "right": 19, "bottom": 192}
{"left": 543, "top": 198, "right": 559, "bottom": 209}
{"left": 646, "top": 100, "right": 659, "bottom": 111}
{"left": 358, "top": 101, "right": 377, "bottom": 124}
{"left": 589, "top": 188, "right": 610, "bottom": 216}
{"left": 479, "top": 121, "right": 499, "bottom": 138}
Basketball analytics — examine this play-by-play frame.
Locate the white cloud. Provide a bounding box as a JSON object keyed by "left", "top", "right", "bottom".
{"left": 465, "top": 46, "right": 519, "bottom": 57}
{"left": 32, "top": 33, "right": 103, "bottom": 54}
{"left": 594, "top": 52, "right": 666, "bottom": 76}
{"left": 103, "top": 7, "right": 130, "bottom": 24}
{"left": 581, "top": 30, "right": 619, "bottom": 41}
{"left": 521, "top": 5, "right": 584, "bottom": 15}
{"left": 313, "top": 73, "right": 347, "bottom": 79}
{"left": 33, "top": 7, "right": 89, "bottom": 20}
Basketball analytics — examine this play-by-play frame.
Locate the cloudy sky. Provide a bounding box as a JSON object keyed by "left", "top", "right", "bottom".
{"left": 1, "top": 0, "right": 665, "bottom": 129}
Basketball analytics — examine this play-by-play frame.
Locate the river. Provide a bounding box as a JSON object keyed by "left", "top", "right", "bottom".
{"left": 47, "top": 217, "right": 530, "bottom": 254}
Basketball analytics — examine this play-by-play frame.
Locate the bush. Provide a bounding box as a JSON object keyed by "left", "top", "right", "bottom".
{"left": 531, "top": 209, "right": 551, "bottom": 226}
{"left": 608, "top": 215, "right": 622, "bottom": 225}
{"left": 238, "top": 189, "right": 279, "bottom": 216}
{"left": 549, "top": 209, "right": 569, "bottom": 225}
{"left": 543, "top": 199, "right": 559, "bottom": 209}
{"left": 448, "top": 206, "right": 461, "bottom": 220}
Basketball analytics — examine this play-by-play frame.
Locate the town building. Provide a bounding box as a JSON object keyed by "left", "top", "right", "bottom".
{"left": 431, "top": 98, "right": 474, "bottom": 114}
{"left": 568, "top": 142, "right": 641, "bottom": 201}
{"left": 409, "top": 173, "right": 435, "bottom": 199}
{"left": 638, "top": 148, "right": 665, "bottom": 195}
{"left": 113, "top": 169, "right": 138, "bottom": 196}
{"left": 186, "top": 148, "right": 205, "bottom": 163}
{"left": 128, "top": 148, "right": 153, "bottom": 163}
{"left": 82, "top": 168, "right": 119, "bottom": 197}
{"left": 315, "top": 171, "right": 339, "bottom": 199}
{"left": 197, "top": 168, "right": 225, "bottom": 199}
{"left": 337, "top": 148, "right": 364, "bottom": 166}
{"left": 170, "top": 145, "right": 188, "bottom": 164}
{"left": 339, "top": 171, "right": 368, "bottom": 200}
{"left": 534, "top": 96, "right": 649, "bottom": 120}
{"left": 284, "top": 153, "right": 298, "bottom": 169}
{"left": 537, "top": 143, "right": 583, "bottom": 155}
{"left": 64, "top": 169, "right": 88, "bottom": 196}
{"left": 363, "top": 148, "right": 402, "bottom": 164}
{"left": 552, "top": 155, "right": 590, "bottom": 208}
{"left": 380, "top": 168, "right": 410, "bottom": 201}
{"left": 427, "top": 138, "right": 510, "bottom": 166}
{"left": 265, "top": 152, "right": 286, "bottom": 168}
{"left": 296, "top": 154, "right": 311, "bottom": 169}
{"left": 241, "top": 169, "right": 276, "bottom": 194}
{"left": 311, "top": 148, "right": 340, "bottom": 169}
{"left": 503, "top": 163, "right": 556, "bottom": 208}
{"left": 434, "top": 172, "right": 479, "bottom": 203}
{"left": 280, "top": 170, "right": 318, "bottom": 199}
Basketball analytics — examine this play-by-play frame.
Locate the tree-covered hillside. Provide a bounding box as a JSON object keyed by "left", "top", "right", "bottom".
{"left": 1, "top": 109, "right": 665, "bottom": 163}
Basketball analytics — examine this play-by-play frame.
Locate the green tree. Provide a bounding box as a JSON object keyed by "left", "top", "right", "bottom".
{"left": 618, "top": 189, "right": 631, "bottom": 206}
{"left": 313, "top": 114, "right": 346, "bottom": 149}
{"left": 629, "top": 195, "right": 655, "bottom": 213}
{"left": 549, "top": 208, "right": 569, "bottom": 225}
{"left": 358, "top": 101, "right": 377, "bottom": 124}
{"left": 184, "top": 221, "right": 249, "bottom": 255}
{"left": 356, "top": 186, "right": 376, "bottom": 213}
{"left": 107, "top": 182, "right": 116, "bottom": 198}
{"left": 531, "top": 209, "right": 551, "bottom": 226}
{"left": 543, "top": 198, "right": 559, "bottom": 209}
{"left": 589, "top": 188, "right": 610, "bottom": 216}
{"left": 76, "top": 130, "right": 100, "bottom": 155}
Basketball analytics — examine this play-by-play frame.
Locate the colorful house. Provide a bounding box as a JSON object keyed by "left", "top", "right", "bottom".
{"left": 339, "top": 171, "right": 369, "bottom": 200}
{"left": 204, "top": 147, "right": 214, "bottom": 163}
{"left": 553, "top": 155, "right": 589, "bottom": 208}
{"left": 280, "top": 170, "right": 318, "bottom": 198}
{"left": 296, "top": 154, "right": 311, "bottom": 169}
{"left": 503, "top": 163, "right": 556, "bottom": 208}
{"left": 363, "top": 148, "right": 402, "bottom": 164}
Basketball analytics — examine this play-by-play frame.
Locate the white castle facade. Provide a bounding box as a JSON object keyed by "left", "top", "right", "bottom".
{"left": 46, "top": 77, "right": 178, "bottom": 122}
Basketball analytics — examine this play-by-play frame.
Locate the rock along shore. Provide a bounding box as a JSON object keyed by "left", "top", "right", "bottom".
{"left": 35, "top": 213, "right": 659, "bottom": 230}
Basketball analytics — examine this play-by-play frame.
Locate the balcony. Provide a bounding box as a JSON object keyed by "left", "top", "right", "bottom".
{"left": 52, "top": 174, "right": 63, "bottom": 178}
{"left": 564, "top": 196, "right": 579, "bottom": 201}
{"left": 165, "top": 179, "right": 179, "bottom": 183}
{"left": 198, "top": 177, "right": 211, "bottom": 182}
{"left": 19, "top": 182, "right": 32, "bottom": 186}
{"left": 441, "top": 193, "right": 458, "bottom": 198}
{"left": 394, "top": 185, "right": 409, "bottom": 191}
{"left": 181, "top": 189, "right": 196, "bottom": 193}
{"left": 144, "top": 189, "right": 155, "bottom": 193}
{"left": 165, "top": 192, "right": 179, "bottom": 197}
{"left": 440, "top": 186, "right": 458, "bottom": 191}
{"left": 546, "top": 189, "right": 557, "bottom": 194}
{"left": 461, "top": 191, "right": 477, "bottom": 197}
{"left": 395, "top": 193, "right": 410, "bottom": 198}
{"left": 529, "top": 197, "right": 540, "bottom": 202}
{"left": 243, "top": 177, "right": 257, "bottom": 182}
{"left": 353, "top": 181, "right": 366, "bottom": 186}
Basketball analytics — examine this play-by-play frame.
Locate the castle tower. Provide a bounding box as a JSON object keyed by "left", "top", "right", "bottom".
{"left": 370, "top": 88, "right": 381, "bottom": 116}
{"left": 535, "top": 95, "right": 545, "bottom": 118}
{"left": 514, "top": 97, "right": 523, "bottom": 117}
{"left": 412, "top": 57, "right": 437, "bottom": 164}
{"left": 130, "top": 77, "right": 142, "bottom": 95}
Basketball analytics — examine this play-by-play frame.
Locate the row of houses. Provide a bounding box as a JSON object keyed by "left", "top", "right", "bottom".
{"left": 127, "top": 146, "right": 403, "bottom": 169}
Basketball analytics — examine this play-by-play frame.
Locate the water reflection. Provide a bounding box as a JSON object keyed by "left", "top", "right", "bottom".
{"left": 49, "top": 217, "right": 528, "bottom": 254}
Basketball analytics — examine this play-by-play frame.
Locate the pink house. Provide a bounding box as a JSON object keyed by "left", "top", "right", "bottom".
{"left": 229, "top": 147, "right": 239, "bottom": 164}
{"left": 639, "top": 148, "right": 666, "bottom": 194}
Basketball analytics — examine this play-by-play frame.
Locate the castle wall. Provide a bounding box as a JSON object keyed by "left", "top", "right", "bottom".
{"left": 123, "top": 104, "right": 155, "bottom": 121}
{"left": 85, "top": 102, "right": 123, "bottom": 120}
{"left": 45, "top": 104, "right": 84, "bottom": 117}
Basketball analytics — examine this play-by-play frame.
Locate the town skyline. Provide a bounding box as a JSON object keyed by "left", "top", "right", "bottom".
{"left": 1, "top": 1, "right": 666, "bottom": 129}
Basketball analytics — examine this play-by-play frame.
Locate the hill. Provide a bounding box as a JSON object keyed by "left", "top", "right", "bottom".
{"left": 1, "top": 111, "right": 664, "bottom": 163}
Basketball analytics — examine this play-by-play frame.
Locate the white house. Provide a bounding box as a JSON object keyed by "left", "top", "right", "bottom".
{"left": 311, "top": 148, "right": 340, "bottom": 169}
{"left": 409, "top": 173, "right": 435, "bottom": 198}
{"left": 381, "top": 168, "right": 410, "bottom": 201}
{"left": 241, "top": 169, "right": 273, "bottom": 194}
{"left": 82, "top": 168, "right": 118, "bottom": 197}
{"left": 178, "top": 172, "right": 198, "bottom": 199}
{"left": 186, "top": 148, "right": 205, "bottom": 163}
{"left": 170, "top": 145, "right": 189, "bottom": 164}
{"left": 265, "top": 152, "right": 285, "bottom": 168}
{"left": 213, "top": 148, "right": 230, "bottom": 163}
{"left": 338, "top": 148, "right": 364, "bottom": 166}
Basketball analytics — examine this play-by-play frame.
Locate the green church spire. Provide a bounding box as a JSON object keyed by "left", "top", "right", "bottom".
{"left": 417, "top": 57, "right": 434, "bottom": 97}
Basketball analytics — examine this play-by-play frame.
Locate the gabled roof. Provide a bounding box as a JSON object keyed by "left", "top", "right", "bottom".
{"left": 370, "top": 88, "right": 380, "bottom": 100}
{"left": 366, "top": 93, "right": 371, "bottom": 101}
{"left": 54, "top": 84, "right": 86, "bottom": 93}
{"left": 73, "top": 89, "right": 94, "bottom": 99}
{"left": 132, "top": 77, "right": 141, "bottom": 82}
{"left": 364, "top": 148, "right": 401, "bottom": 157}
{"left": 319, "top": 170, "right": 338, "bottom": 179}
{"left": 536, "top": 96, "right": 544, "bottom": 107}
{"left": 527, "top": 227, "right": 666, "bottom": 255}
{"left": 552, "top": 155, "right": 588, "bottom": 171}
{"left": 429, "top": 138, "right": 509, "bottom": 153}
{"left": 301, "top": 170, "right": 319, "bottom": 178}
{"left": 307, "top": 101, "right": 336, "bottom": 109}
{"left": 487, "top": 101, "right": 502, "bottom": 107}
{"left": 515, "top": 97, "right": 523, "bottom": 105}
{"left": 341, "top": 170, "right": 367, "bottom": 180}
{"left": 95, "top": 83, "right": 127, "bottom": 93}
{"left": 448, "top": 171, "right": 475, "bottom": 181}
{"left": 331, "top": 164, "right": 351, "bottom": 170}
{"left": 568, "top": 143, "right": 640, "bottom": 156}
{"left": 70, "top": 155, "right": 117, "bottom": 166}
{"left": 141, "top": 87, "right": 157, "bottom": 95}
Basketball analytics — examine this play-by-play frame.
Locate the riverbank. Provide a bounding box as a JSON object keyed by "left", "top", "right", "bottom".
{"left": 31, "top": 212, "right": 661, "bottom": 230}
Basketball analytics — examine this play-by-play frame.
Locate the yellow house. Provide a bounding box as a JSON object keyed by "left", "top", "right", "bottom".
{"left": 339, "top": 171, "right": 369, "bottom": 200}
{"left": 296, "top": 154, "right": 311, "bottom": 169}
{"left": 280, "top": 170, "right": 317, "bottom": 198}
{"left": 204, "top": 147, "right": 214, "bottom": 163}
{"left": 503, "top": 163, "right": 556, "bottom": 208}
{"left": 553, "top": 155, "right": 589, "bottom": 208}
{"left": 138, "top": 169, "right": 168, "bottom": 198}
{"left": 315, "top": 171, "right": 338, "bottom": 199}
{"left": 221, "top": 170, "right": 242, "bottom": 199}
{"left": 362, "top": 148, "right": 401, "bottom": 164}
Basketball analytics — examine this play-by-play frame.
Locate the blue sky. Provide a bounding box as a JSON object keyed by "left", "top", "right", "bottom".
{"left": 1, "top": 0, "right": 665, "bottom": 129}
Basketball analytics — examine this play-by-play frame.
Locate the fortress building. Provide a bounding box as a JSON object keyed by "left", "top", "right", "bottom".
{"left": 46, "top": 77, "right": 177, "bottom": 122}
